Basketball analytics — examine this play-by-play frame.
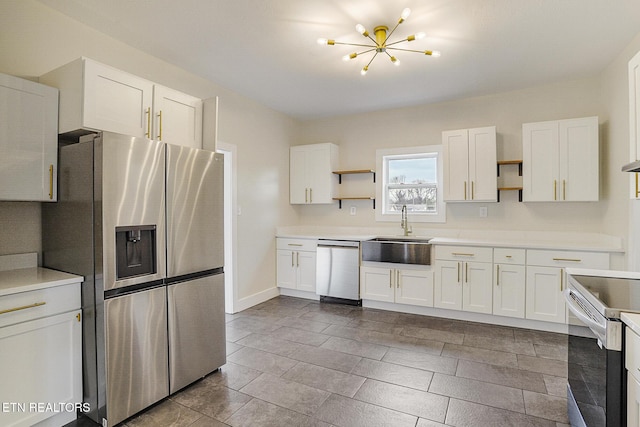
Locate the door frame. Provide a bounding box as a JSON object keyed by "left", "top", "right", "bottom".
{"left": 217, "top": 141, "right": 238, "bottom": 314}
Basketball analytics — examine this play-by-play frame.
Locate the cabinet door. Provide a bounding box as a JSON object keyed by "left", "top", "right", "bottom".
{"left": 559, "top": 117, "right": 598, "bottom": 201}
{"left": 0, "top": 73, "right": 58, "bottom": 201}
{"left": 396, "top": 268, "right": 434, "bottom": 307}
{"left": 0, "top": 310, "right": 82, "bottom": 427}
{"left": 276, "top": 249, "right": 297, "bottom": 289}
{"left": 443, "top": 129, "right": 469, "bottom": 201}
{"left": 290, "top": 147, "right": 308, "bottom": 204}
{"left": 493, "top": 264, "right": 525, "bottom": 318}
{"left": 523, "top": 121, "right": 559, "bottom": 201}
{"left": 629, "top": 372, "right": 640, "bottom": 427}
{"left": 468, "top": 127, "right": 497, "bottom": 202}
{"left": 462, "top": 261, "right": 493, "bottom": 314}
{"left": 526, "top": 266, "right": 565, "bottom": 323}
{"left": 360, "top": 266, "right": 394, "bottom": 302}
{"left": 296, "top": 250, "right": 317, "bottom": 293}
{"left": 306, "top": 145, "right": 334, "bottom": 204}
{"left": 630, "top": 50, "right": 640, "bottom": 163}
{"left": 434, "top": 260, "right": 462, "bottom": 310}
{"left": 83, "top": 59, "right": 154, "bottom": 138}
{"left": 153, "top": 85, "right": 203, "bottom": 148}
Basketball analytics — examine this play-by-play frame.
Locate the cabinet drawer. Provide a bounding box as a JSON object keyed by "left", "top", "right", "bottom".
{"left": 277, "top": 238, "right": 317, "bottom": 252}
{"left": 494, "top": 248, "right": 526, "bottom": 265}
{"left": 435, "top": 245, "right": 493, "bottom": 263}
{"left": 0, "top": 283, "right": 81, "bottom": 328}
{"left": 627, "top": 328, "right": 640, "bottom": 381}
{"left": 526, "top": 249, "right": 609, "bottom": 269}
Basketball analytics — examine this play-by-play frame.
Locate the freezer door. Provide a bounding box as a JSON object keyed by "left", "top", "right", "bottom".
{"left": 101, "top": 132, "right": 166, "bottom": 290}
{"left": 105, "top": 287, "right": 169, "bottom": 426}
{"left": 168, "top": 274, "right": 226, "bottom": 393}
{"left": 166, "top": 144, "right": 224, "bottom": 277}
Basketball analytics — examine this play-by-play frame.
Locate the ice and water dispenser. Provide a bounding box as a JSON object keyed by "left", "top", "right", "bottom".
{"left": 115, "top": 225, "right": 157, "bottom": 279}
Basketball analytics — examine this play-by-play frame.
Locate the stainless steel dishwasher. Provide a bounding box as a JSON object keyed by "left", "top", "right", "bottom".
{"left": 316, "top": 239, "right": 361, "bottom": 305}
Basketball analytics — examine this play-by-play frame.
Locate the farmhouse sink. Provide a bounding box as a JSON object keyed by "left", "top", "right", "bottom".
{"left": 361, "top": 237, "right": 432, "bottom": 265}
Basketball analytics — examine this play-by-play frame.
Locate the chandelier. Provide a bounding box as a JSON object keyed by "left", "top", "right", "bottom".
{"left": 317, "top": 8, "right": 440, "bottom": 75}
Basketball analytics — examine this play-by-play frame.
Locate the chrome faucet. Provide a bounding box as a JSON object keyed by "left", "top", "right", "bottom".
{"left": 401, "top": 205, "right": 412, "bottom": 236}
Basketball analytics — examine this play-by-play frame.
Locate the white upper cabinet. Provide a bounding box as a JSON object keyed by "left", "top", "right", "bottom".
{"left": 629, "top": 51, "right": 640, "bottom": 198}
{"left": 443, "top": 126, "right": 497, "bottom": 202}
{"left": 290, "top": 143, "right": 338, "bottom": 204}
{"left": 0, "top": 72, "right": 58, "bottom": 201}
{"left": 152, "top": 85, "right": 202, "bottom": 148}
{"left": 522, "top": 116, "right": 598, "bottom": 202}
{"left": 41, "top": 58, "right": 203, "bottom": 148}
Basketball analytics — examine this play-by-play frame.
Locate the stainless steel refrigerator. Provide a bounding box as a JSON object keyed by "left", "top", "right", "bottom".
{"left": 42, "top": 131, "right": 225, "bottom": 427}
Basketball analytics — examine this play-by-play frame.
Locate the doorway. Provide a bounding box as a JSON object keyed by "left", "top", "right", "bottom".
{"left": 217, "top": 142, "right": 237, "bottom": 314}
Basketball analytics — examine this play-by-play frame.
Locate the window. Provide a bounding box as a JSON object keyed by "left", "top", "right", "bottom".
{"left": 376, "top": 146, "right": 446, "bottom": 223}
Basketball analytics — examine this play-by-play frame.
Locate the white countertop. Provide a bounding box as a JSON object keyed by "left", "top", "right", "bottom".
{"left": 0, "top": 267, "right": 83, "bottom": 297}
{"left": 622, "top": 312, "right": 640, "bottom": 336}
{"left": 276, "top": 226, "right": 625, "bottom": 253}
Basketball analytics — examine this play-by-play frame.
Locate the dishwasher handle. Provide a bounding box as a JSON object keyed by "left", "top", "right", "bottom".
{"left": 317, "top": 240, "right": 360, "bottom": 249}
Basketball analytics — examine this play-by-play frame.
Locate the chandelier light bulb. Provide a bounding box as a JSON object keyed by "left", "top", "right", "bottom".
{"left": 343, "top": 53, "right": 357, "bottom": 61}
{"left": 355, "top": 24, "right": 367, "bottom": 35}
{"left": 391, "top": 56, "right": 400, "bottom": 66}
{"left": 317, "top": 38, "right": 328, "bottom": 45}
{"left": 401, "top": 8, "right": 411, "bottom": 20}
{"left": 431, "top": 50, "right": 441, "bottom": 57}
{"left": 361, "top": 66, "right": 368, "bottom": 76}
{"left": 415, "top": 32, "right": 426, "bottom": 40}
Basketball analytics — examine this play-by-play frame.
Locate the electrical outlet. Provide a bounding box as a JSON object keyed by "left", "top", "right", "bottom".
{"left": 350, "top": 206, "right": 357, "bottom": 215}
{"left": 479, "top": 207, "right": 488, "bottom": 218}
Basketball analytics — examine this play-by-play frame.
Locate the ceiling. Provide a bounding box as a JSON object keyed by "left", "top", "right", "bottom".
{"left": 37, "top": 0, "right": 640, "bottom": 120}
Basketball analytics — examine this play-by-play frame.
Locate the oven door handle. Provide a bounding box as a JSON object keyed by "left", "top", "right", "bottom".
{"left": 564, "top": 288, "right": 607, "bottom": 340}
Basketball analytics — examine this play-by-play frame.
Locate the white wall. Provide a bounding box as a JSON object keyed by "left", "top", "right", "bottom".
{"left": 0, "top": 0, "right": 299, "bottom": 305}
{"left": 298, "top": 78, "right": 614, "bottom": 238}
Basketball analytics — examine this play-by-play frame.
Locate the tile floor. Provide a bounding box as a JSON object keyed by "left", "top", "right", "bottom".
{"left": 79, "top": 296, "right": 572, "bottom": 427}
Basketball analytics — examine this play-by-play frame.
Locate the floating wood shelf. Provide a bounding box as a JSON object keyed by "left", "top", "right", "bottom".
{"left": 333, "top": 197, "right": 376, "bottom": 209}
{"left": 497, "top": 160, "right": 523, "bottom": 177}
{"left": 333, "top": 169, "right": 376, "bottom": 183}
{"left": 497, "top": 187, "right": 523, "bottom": 202}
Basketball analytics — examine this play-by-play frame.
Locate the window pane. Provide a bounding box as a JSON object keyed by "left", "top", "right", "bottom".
{"left": 387, "top": 186, "right": 437, "bottom": 212}
{"left": 388, "top": 157, "right": 436, "bottom": 184}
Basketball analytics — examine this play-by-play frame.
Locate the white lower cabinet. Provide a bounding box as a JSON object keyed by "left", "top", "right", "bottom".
{"left": 493, "top": 248, "right": 526, "bottom": 319}
{"left": 276, "top": 238, "right": 317, "bottom": 293}
{"left": 627, "top": 325, "right": 640, "bottom": 426}
{"left": 525, "top": 249, "right": 610, "bottom": 324}
{"left": 0, "top": 282, "right": 82, "bottom": 427}
{"left": 360, "top": 265, "right": 434, "bottom": 307}
{"left": 629, "top": 374, "right": 640, "bottom": 427}
{"left": 434, "top": 246, "right": 493, "bottom": 314}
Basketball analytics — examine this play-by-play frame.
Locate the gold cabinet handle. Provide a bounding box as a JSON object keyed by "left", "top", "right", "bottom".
{"left": 288, "top": 243, "right": 303, "bottom": 247}
{"left": 452, "top": 252, "right": 475, "bottom": 257}
{"left": 464, "top": 181, "right": 467, "bottom": 200}
{"left": 496, "top": 264, "right": 500, "bottom": 286}
{"left": 291, "top": 252, "right": 295, "bottom": 267}
{"left": 636, "top": 173, "right": 639, "bottom": 198}
{"left": 0, "top": 301, "right": 46, "bottom": 316}
{"left": 296, "top": 252, "right": 299, "bottom": 267}
{"left": 76, "top": 313, "right": 81, "bottom": 322}
{"left": 457, "top": 262, "right": 461, "bottom": 283}
{"left": 554, "top": 180, "right": 557, "bottom": 201}
{"left": 305, "top": 188, "right": 308, "bottom": 203}
{"left": 48, "top": 164, "right": 53, "bottom": 200}
{"left": 145, "top": 107, "right": 151, "bottom": 138}
{"left": 389, "top": 270, "right": 393, "bottom": 288}
{"left": 157, "top": 110, "right": 163, "bottom": 141}
{"left": 560, "top": 268, "right": 564, "bottom": 291}
{"left": 505, "top": 255, "right": 512, "bottom": 259}
{"left": 563, "top": 179, "right": 566, "bottom": 201}
{"left": 471, "top": 181, "right": 475, "bottom": 200}
{"left": 396, "top": 270, "right": 400, "bottom": 289}
{"left": 465, "top": 262, "right": 469, "bottom": 283}
{"left": 310, "top": 188, "right": 313, "bottom": 203}
{"left": 553, "top": 257, "right": 582, "bottom": 262}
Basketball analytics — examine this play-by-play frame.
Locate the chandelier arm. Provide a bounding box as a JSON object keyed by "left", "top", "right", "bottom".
{"left": 385, "top": 38, "right": 411, "bottom": 47}
{"left": 383, "top": 21, "right": 403, "bottom": 44}
{"left": 355, "top": 47, "right": 378, "bottom": 56}
{"left": 365, "top": 52, "right": 378, "bottom": 68}
{"left": 333, "top": 41, "right": 377, "bottom": 49}
{"left": 387, "top": 47, "right": 435, "bottom": 54}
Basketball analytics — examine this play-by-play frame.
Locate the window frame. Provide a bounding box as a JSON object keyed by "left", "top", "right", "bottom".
{"left": 375, "top": 145, "right": 446, "bottom": 223}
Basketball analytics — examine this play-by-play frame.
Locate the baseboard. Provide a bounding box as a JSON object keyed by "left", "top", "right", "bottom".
{"left": 278, "top": 288, "right": 320, "bottom": 300}
{"left": 362, "top": 300, "right": 569, "bottom": 334}
{"left": 234, "top": 286, "right": 280, "bottom": 312}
